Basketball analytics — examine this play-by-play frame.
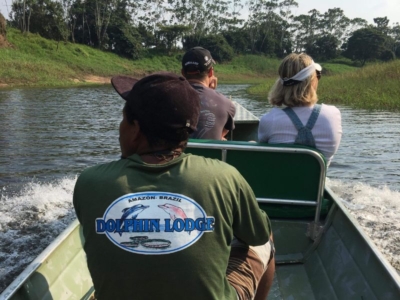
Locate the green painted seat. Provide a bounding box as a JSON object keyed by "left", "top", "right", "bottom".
{"left": 186, "top": 139, "right": 330, "bottom": 219}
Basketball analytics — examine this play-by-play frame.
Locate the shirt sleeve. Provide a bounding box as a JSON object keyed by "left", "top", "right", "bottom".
{"left": 72, "top": 171, "right": 89, "bottom": 225}
{"left": 258, "top": 113, "right": 273, "bottom": 143}
{"left": 232, "top": 175, "right": 271, "bottom": 246}
{"left": 316, "top": 105, "right": 343, "bottom": 166}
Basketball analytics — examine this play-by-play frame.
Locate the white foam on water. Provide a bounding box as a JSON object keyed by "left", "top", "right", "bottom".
{"left": 327, "top": 178, "right": 400, "bottom": 272}
{"left": 0, "top": 177, "right": 77, "bottom": 293}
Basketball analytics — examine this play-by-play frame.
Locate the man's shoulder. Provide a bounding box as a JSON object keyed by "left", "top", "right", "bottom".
{"left": 203, "top": 86, "right": 229, "bottom": 100}
{"left": 77, "top": 159, "right": 125, "bottom": 181}
{"left": 184, "top": 154, "right": 241, "bottom": 176}
{"left": 190, "top": 83, "right": 229, "bottom": 99}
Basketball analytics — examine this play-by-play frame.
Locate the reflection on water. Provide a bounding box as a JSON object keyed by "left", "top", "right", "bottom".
{"left": 0, "top": 86, "right": 123, "bottom": 193}
{"left": 328, "top": 108, "right": 400, "bottom": 190}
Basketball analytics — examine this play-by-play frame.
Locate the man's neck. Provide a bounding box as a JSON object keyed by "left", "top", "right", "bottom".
{"left": 138, "top": 147, "right": 184, "bottom": 164}
{"left": 187, "top": 78, "right": 208, "bottom": 87}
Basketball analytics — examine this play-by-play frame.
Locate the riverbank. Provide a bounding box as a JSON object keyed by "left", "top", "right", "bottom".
{"left": 0, "top": 28, "right": 269, "bottom": 89}
{"left": 248, "top": 59, "right": 400, "bottom": 111}
{"left": 1, "top": 28, "right": 399, "bottom": 111}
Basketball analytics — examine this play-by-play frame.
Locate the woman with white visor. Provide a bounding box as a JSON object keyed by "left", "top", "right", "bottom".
{"left": 258, "top": 53, "right": 342, "bottom": 166}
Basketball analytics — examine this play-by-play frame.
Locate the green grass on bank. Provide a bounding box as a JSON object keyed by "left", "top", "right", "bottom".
{"left": 0, "top": 28, "right": 267, "bottom": 88}
{"left": 1, "top": 28, "right": 399, "bottom": 111}
{"left": 0, "top": 28, "right": 176, "bottom": 87}
{"left": 247, "top": 61, "right": 359, "bottom": 100}
{"left": 319, "top": 60, "right": 400, "bottom": 110}
{"left": 247, "top": 60, "right": 400, "bottom": 111}
{"left": 215, "top": 55, "right": 280, "bottom": 84}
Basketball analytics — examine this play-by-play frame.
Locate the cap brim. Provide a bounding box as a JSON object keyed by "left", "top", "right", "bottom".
{"left": 111, "top": 76, "right": 139, "bottom": 101}
{"left": 314, "top": 63, "right": 322, "bottom": 71}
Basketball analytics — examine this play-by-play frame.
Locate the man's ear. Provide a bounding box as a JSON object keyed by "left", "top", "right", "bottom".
{"left": 181, "top": 69, "right": 185, "bottom": 77}
{"left": 131, "top": 120, "right": 142, "bottom": 142}
{"left": 207, "top": 67, "right": 214, "bottom": 78}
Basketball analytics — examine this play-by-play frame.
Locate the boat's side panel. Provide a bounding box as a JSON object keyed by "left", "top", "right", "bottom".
{"left": 311, "top": 203, "right": 400, "bottom": 299}
{"left": 305, "top": 208, "right": 378, "bottom": 299}
{"left": 269, "top": 196, "right": 400, "bottom": 300}
{"left": 230, "top": 121, "right": 259, "bottom": 141}
{"left": 2, "top": 220, "right": 93, "bottom": 300}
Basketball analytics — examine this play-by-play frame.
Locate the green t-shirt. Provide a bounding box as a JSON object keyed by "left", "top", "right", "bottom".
{"left": 73, "top": 153, "right": 271, "bottom": 300}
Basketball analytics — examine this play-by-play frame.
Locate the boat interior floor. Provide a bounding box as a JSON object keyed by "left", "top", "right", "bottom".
{"left": 266, "top": 214, "right": 399, "bottom": 300}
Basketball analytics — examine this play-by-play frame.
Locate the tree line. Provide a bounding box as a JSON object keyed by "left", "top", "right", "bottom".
{"left": 6, "top": 0, "right": 400, "bottom": 65}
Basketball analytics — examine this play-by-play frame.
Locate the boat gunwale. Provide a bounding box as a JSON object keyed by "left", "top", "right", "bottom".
{"left": 0, "top": 219, "right": 81, "bottom": 300}
{"left": 325, "top": 185, "right": 400, "bottom": 287}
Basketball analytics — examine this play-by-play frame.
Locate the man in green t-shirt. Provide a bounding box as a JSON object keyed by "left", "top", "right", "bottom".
{"left": 73, "top": 72, "right": 275, "bottom": 300}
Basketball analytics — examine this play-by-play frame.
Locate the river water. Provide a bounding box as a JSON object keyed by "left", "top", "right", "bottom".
{"left": 0, "top": 84, "right": 399, "bottom": 292}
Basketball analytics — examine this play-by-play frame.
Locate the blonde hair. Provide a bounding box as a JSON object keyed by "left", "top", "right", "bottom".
{"left": 268, "top": 53, "right": 318, "bottom": 107}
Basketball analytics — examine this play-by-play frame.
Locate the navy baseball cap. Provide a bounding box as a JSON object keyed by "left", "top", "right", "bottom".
{"left": 182, "top": 47, "right": 216, "bottom": 73}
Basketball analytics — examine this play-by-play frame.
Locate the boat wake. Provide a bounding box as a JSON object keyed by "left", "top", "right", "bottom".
{"left": 1, "top": 177, "right": 399, "bottom": 293}
{"left": 327, "top": 178, "right": 400, "bottom": 273}
{"left": 0, "top": 177, "right": 77, "bottom": 293}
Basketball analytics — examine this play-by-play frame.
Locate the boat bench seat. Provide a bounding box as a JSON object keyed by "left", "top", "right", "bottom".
{"left": 186, "top": 140, "right": 330, "bottom": 219}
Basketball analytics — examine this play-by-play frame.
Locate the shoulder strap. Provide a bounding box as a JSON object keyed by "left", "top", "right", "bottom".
{"left": 282, "top": 105, "right": 321, "bottom": 148}
{"left": 282, "top": 107, "right": 304, "bottom": 130}
{"left": 305, "top": 104, "right": 321, "bottom": 130}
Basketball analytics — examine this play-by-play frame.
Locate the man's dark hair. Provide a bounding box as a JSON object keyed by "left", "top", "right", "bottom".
{"left": 181, "top": 68, "right": 210, "bottom": 81}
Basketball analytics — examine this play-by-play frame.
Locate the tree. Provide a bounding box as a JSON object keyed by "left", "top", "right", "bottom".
{"left": 291, "top": 10, "right": 321, "bottom": 52}
{"left": 107, "top": 23, "right": 142, "bottom": 58}
{"left": 156, "top": 25, "right": 190, "bottom": 53}
{"left": 183, "top": 34, "right": 234, "bottom": 62}
{"left": 306, "top": 34, "right": 339, "bottom": 61}
{"left": 390, "top": 23, "right": 400, "bottom": 58}
{"left": 10, "top": 0, "right": 34, "bottom": 33}
{"left": 343, "top": 28, "right": 387, "bottom": 66}
{"left": 320, "top": 8, "right": 350, "bottom": 44}
{"left": 244, "top": 0, "right": 281, "bottom": 54}
{"left": 343, "top": 17, "right": 368, "bottom": 43}
{"left": 277, "top": 0, "right": 298, "bottom": 57}
{"left": 373, "top": 17, "right": 389, "bottom": 34}
{"left": 222, "top": 27, "right": 250, "bottom": 54}
{"left": 10, "top": 0, "right": 68, "bottom": 41}
{"left": 105, "top": 0, "right": 142, "bottom": 58}
{"left": 137, "top": 22, "right": 156, "bottom": 49}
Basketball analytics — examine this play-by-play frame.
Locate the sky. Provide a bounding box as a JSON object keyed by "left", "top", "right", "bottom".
{"left": 291, "top": 0, "right": 400, "bottom": 25}
{"left": 0, "top": 0, "right": 399, "bottom": 25}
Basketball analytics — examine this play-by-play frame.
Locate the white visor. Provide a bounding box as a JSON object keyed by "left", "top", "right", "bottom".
{"left": 280, "top": 61, "right": 322, "bottom": 86}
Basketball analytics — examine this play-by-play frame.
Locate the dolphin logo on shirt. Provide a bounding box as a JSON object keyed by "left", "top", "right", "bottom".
{"left": 158, "top": 203, "right": 187, "bottom": 220}
{"left": 116, "top": 204, "right": 149, "bottom": 236}
{"left": 158, "top": 203, "right": 191, "bottom": 234}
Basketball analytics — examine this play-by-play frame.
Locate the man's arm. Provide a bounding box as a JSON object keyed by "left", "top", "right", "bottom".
{"left": 232, "top": 176, "right": 271, "bottom": 246}
{"left": 221, "top": 128, "right": 229, "bottom": 141}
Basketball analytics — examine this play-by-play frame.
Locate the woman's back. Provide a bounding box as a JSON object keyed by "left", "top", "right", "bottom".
{"left": 258, "top": 104, "right": 342, "bottom": 165}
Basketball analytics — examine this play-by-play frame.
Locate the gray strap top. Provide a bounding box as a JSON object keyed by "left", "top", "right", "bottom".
{"left": 282, "top": 104, "right": 321, "bottom": 147}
